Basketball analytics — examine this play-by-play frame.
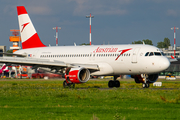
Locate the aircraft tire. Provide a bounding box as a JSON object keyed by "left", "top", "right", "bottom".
{"left": 142, "top": 83, "right": 146, "bottom": 88}
{"left": 145, "top": 83, "right": 150, "bottom": 88}
{"left": 114, "top": 80, "right": 120, "bottom": 88}
{"left": 68, "top": 83, "right": 75, "bottom": 88}
{"left": 142, "top": 83, "right": 150, "bottom": 88}
{"left": 63, "top": 80, "right": 68, "bottom": 88}
{"left": 108, "top": 80, "right": 114, "bottom": 88}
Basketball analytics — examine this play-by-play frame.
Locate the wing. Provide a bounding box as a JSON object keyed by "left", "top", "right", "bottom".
{"left": 0, "top": 52, "right": 26, "bottom": 57}
{"left": 169, "top": 58, "right": 178, "bottom": 62}
{"left": 0, "top": 57, "right": 99, "bottom": 70}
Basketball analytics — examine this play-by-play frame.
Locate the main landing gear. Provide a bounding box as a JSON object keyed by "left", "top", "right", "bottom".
{"left": 108, "top": 76, "right": 120, "bottom": 88}
{"left": 63, "top": 80, "right": 75, "bottom": 88}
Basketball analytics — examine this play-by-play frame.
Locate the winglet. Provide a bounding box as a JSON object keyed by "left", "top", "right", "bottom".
{"left": 171, "top": 55, "right": 175, "bottom": 59}
{"left": 17, "top": 6, "right": 46, "bottom": 49}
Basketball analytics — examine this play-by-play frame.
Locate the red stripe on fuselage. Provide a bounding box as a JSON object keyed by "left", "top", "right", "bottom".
{"left": 22, "top": 33, "right": 46, "bottom": 49}
{"left": 17, "top": 6, "right": 27, "bottom": 15}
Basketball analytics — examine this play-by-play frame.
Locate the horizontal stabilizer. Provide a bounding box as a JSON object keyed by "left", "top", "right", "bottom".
{"left": 0, "top": 52, "right": 27, "bottom": 57}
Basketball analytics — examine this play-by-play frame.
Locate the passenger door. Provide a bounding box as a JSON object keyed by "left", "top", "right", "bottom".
{"left": 131, "top": 48, "right": 140, "bottom": 63}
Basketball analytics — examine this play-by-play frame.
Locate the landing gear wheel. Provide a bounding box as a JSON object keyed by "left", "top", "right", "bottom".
{"left": 142, "top": 83, "right": 150, "bottom": 88}
{"left": 63, "top": 81, "right": 75, "bottom": 88}
{"left": 145, "top": 83, "right": 150, "bottom": 88}
{"left": 142, "top": 83, "right": 146, "bottom": 88}
{"left": 72, "top": 83, "right": 75, "bottom": 88}
{"left": 108, "top": 80, "right": 114, "bottom": 88}
{"left": 108, "top": 80, "right": 120, "bottom": 88}
{"left": 114, "top": 80, "right": 120, "bottom": 88}
{"left": 68, "top": 83, "right": 75, "bottom": 88}
{"left": 63, "top": 80, "right": 68, "bottom": 88}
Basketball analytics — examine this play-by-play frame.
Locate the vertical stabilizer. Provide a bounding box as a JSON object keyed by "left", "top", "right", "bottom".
{"left": 17, "top": 6, "right": 46, "bottom": 49}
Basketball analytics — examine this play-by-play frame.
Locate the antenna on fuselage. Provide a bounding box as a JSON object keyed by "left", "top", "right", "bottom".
{"left": 143, "top": 41, "right": 145, "bottom": 45}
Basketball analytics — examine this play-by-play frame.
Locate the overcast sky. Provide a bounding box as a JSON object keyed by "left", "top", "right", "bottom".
{"left": 0, "top": 0, "right": 180, "bottom": 50}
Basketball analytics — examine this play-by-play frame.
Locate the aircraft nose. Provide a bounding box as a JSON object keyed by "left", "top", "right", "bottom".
{"left": 159, "top": 57, "right": 170, "bottom": 70}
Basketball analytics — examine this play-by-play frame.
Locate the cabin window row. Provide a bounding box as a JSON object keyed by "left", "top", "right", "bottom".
{"left": 40, "top": 53, "right": 131, "bottom": 58}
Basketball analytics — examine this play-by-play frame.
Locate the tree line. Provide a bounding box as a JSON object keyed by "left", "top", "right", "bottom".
{"left": 132, "top": 38, "right": 171, "bottom": 48}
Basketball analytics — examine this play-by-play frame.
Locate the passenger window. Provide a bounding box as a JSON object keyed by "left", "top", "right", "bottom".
{"left": 145, "top": 52, "right": 149, "bottom": 56}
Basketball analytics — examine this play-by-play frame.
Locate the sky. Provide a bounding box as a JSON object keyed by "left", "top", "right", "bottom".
{"left": 0, "top": 0, "right": 180, "bottom": 50}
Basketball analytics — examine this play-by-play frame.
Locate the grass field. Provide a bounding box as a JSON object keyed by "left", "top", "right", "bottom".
{"left": 0, "top": 78, "right": 180, "bottom": 120}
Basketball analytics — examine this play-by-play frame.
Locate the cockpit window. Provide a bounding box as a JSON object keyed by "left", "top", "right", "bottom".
{"left": 145, "top": 52, "right": 163, "bottom": 56}
{"left": 161, "top": 52, "right": 165, "bottom": 56}
{"left": 149, "top": 52, "right": 154, "bottom": 56}
{"left": 145, "top": 52, "right": 149, "bottom": 56}
{"left": 154, "top": 52, "right": 161, "bottom": 56}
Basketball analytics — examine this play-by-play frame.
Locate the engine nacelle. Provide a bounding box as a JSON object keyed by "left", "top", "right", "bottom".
{"left": 133, "top": 74, "right": 159, "bottom": 83}
{"left": 65, "top": 67, "right": 90, "bottom": 84}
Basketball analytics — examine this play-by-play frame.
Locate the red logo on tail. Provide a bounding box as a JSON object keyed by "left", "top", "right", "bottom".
{"left": 21, "top": 22, "right": 30, "bottom": 32}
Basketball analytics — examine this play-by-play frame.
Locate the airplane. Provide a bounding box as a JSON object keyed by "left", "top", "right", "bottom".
{"left": 0, "top": 64, "right": 9, "bottom": 74}
{"left": 0, "top": 6, "right": 170, "bottom": 88}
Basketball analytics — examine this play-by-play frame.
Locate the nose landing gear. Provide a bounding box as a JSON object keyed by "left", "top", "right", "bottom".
{"left": 141, "top": 74, "right": 150, "bottom": 88}
{"left": 142, "top": 83, "right": 150, "bottom": 88}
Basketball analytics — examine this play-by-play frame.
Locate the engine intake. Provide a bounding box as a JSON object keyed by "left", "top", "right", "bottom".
{"left": 65, "top": 67, "right": 90, "bottom": 84}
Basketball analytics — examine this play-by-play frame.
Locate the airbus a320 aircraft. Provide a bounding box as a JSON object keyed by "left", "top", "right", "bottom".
{"left": 0, "top": 6, "right": 170, "bottom": 88}
{"left": 0, "top": 64, "right": 9, "bottom": 74}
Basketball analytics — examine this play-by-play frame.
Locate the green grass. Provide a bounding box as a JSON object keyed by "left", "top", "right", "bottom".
{"left": 0, "top": 79, "right": 180, "bottom": 120}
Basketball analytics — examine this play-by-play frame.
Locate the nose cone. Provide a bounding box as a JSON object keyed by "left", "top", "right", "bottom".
{"left": 159, "top": 57, "right": 170, "bottom": 71}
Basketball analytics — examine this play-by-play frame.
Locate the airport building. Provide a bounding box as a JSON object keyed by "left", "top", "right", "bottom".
{"left": 162, "top": 46, "right": 180, "bottom": 58}
{"left": 161, "top": 46, "right": 180, "bottom": 76}
{"left": 160, "top": 59, "right": 180, "bottom": 76}
{"left": 0, "top": 46, "right": 6, "bottom": 57}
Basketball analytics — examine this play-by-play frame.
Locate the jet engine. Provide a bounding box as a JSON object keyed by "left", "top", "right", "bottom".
{"left": 65, "top": 67, "right": 90, "bottom": 84}
{"left": 132, "top": 74, "right": 159, "bottom": 83}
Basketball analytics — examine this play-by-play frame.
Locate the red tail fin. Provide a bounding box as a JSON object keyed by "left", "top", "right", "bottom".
{"left": 17, "top": 6, "right": 46, "bottom": 49}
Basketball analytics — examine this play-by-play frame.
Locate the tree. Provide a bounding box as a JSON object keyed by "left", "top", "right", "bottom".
{"left": 132, "top": 40, "right": 142, "bottom": 44}
{"left": 157, "top": 42, "right": 165, "bottom": 48}
{"left": 142, "top": 39, "right": 153, "bottom": 45}
{"left": 7, "top": 50, "right": 13, "bottom": 53}
{"left": 132, "top": 39, "right": 153, "bottom": 45}
{"left": 80, "top": 43, "right": 90, "bottom": 45}
{"left": 157, "top": 38, "right": 171, "bottom": 48}
{"left": 163, "top": 37, "right": 171, "bottom": 48}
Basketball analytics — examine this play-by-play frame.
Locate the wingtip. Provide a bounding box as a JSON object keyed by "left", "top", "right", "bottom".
{"left": 171, "top": 55, "right": 175, "bottom": 59}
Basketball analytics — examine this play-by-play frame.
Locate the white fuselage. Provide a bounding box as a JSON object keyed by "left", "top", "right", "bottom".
{"left": 14, "top": 44, "right": 170, "bottom": 76}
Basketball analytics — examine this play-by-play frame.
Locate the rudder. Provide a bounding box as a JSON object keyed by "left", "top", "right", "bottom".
{"left": 17, "top": 6, "right": 46, "bottom": 49}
